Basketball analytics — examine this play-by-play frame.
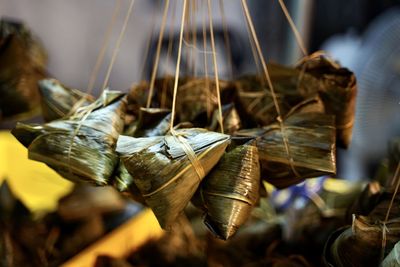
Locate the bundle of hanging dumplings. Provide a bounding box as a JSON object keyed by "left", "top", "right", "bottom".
{"left": 12, "top": 52, "right": 356, "bottom": 240}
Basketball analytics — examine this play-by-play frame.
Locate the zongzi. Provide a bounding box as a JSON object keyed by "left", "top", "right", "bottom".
{"left": 297, "top": 52, "right": 357, "bottom": 148}
{"left": 235, "top": 53, "right": 356, "bottom": 148}
{"left": 116, "top": 128, "right": 230, "bottom": 229}
{"left": 194, "top": 138, "right": 260, "bottom": 240}
{"left": 12, "top": 91, "right": 127, "bottom": 186}
{"left": 247, "top": 110, "right": 336, "bottom": 189}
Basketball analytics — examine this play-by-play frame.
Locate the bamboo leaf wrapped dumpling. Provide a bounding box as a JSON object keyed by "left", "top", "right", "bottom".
{"left": 194, "top": 138, "right": 260, "bottom": 240}
{"left": 116, "top": 128, "right": 230, "bottom": 229}
{"left": 297, "top": 52, "right": 357, "bottom": 148}
{"left": 257, "top": 111, "right": 336, "bottom": 189}
{"left": 12, "top": 91, "right": 127, "bottom": 186}
{"left": 39, "top": 78, "right": 93, "bottom": 122}
{"left": 236, "top": 101, "right": 336, "bottom": 189}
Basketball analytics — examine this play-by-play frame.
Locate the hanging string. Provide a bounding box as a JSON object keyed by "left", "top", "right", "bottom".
{"left": 241, "top": 0, "right": 300, "bottom": 177}
{"left": 207, "top": 0, "right": 224, "bottom": 133}
{"left": 87, "top": 0, "right": 122, "bottom": 95}
{"left": 278, "top": 0, "right": 311, "bottom": 100}
{"left": 139, "top": 2, "right": 158, "bottom": 80}
{"left": 243, "top": 14, "right": 267, "bottom": 114}
{"left": 191, "top": 0, "right": 198, "bottom": 76}
{"left": 146, "top": 0, "right": 171, "bottom": 108}
{"left": 245, "top": 20, "right": 263, "bottom": 80}
{"left": 68, "top": 0, "right": 122, "bottom": 115}
{"left": 170, "top": 0, "right": 188, "bottom": 130}
{"left": 184, "top": 0, "right": 192, "bottom": 75}
{"left": 101, "top": 0, "right": 136, "bottom": 91}
{"left": 278, "top": 0, "right": 308, "bottom": 57}
{"left": 168, "top": 0, "right": 205, "bottom": 181}
{"left": 218, "top": 0, "right": 234, "bottom": 78}
{"left": 202, "top": 2, "right": 212, "bottom": 119}
{"left": 161, "top": 0, "right": 178, "bottom": 108}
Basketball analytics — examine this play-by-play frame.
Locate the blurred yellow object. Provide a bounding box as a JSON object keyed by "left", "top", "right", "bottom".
{"left": 324, "top": 178, "right": 362, "bottom": 194}
{"left": 0, "top": 130, "right": 73, "bottom": 213}
{"left": 62, "top": 209, "right": 163, "bottom": 267}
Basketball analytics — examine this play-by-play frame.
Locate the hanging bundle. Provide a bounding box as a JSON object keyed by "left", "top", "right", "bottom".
{"left": 116, "top": 128, "right": 230, "bottom": 229}
{"left": 0, "top": 19, "right": 47, "bottom": 121}
{"left": 12, "top": 91, "right": 126, "bottom": 185}
{"left": 9, "top": 0, "right": 361, "bottom": 241}
{"left": 193, "top": 138, "right": 260, "bottom": 240}
{"left": 257, "top": 111, "right": 336, "bottom": 188}
{"left": 234, "top": 52, "right": 356, "bottom": 149}
{"left": 39, "top": 78, "right": 93, "bottom": 122}
{"left": 236, "top": 98, "right": 336, "bottom": 189}
{"left": 297, "top": 52, "right": 357, "bottom": 148}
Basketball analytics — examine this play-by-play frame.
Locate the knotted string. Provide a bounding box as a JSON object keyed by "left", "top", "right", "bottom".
{"left": 168, "top": 0, "right": 205, "bottom": 181}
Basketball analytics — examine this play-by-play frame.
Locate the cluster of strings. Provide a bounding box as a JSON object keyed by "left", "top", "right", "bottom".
{"left": 76, "top": 0, "right": 308, "bottom": 171}
{"left": 69, "top": 0, "right": 310, "bottom": 236}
